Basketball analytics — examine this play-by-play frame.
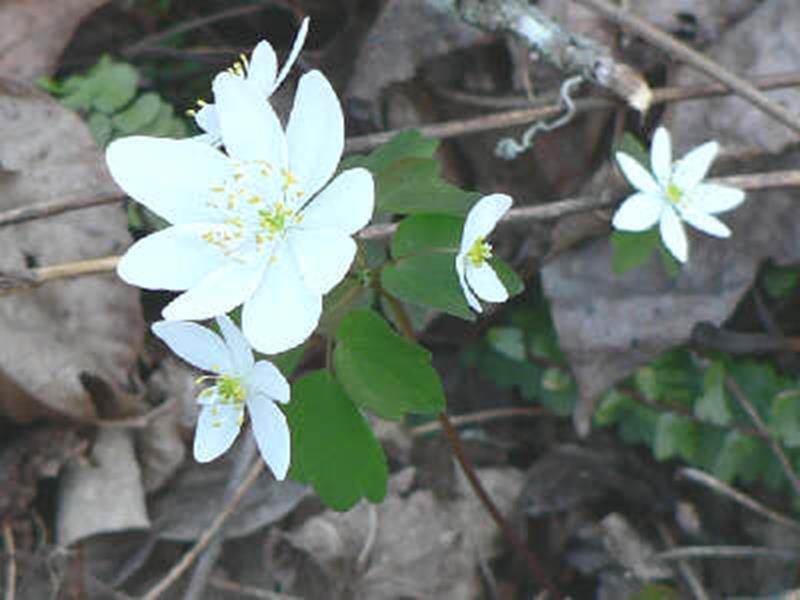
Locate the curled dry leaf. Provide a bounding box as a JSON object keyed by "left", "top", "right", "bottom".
{"left": 0, "top": 0, "right": 108, "bottom": 80}
{"left": 0, "top": 79, "right": 143, "bottom": 422}
{"left": 267, "top": 466, "right": 523, "bottom": 600}
{"left": 541, "top": 0, "right": 800, "bottom": 433}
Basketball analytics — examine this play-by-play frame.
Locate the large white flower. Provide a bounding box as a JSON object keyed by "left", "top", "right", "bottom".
{"left": 108, "top": 69, "right": 375, "bottom": 354}
{"left": 152, "top": 315, "right": 291, "bottom": 477}
{"left": 613, "top": 127, "right": 746, "bottom": 263}
{"left": 456, "top": 194, "right": 513, "bottom": 312}
{"left": 193, "top": 17, "right": 309, "bottom": 146}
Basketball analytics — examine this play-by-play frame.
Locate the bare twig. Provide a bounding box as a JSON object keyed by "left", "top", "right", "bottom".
{"left": 725, "top": 376, "right": 800, "bottom": 499}
{"left": 409, "top": 406, "right": 547, "bottom": 436}
{"left": 656, "top": 522, "right": 709, "bottom": 600}
{"left": 207, "top": 576, "right": 301, "bottom": 600}
{"left": 141, "top": 459, "right": 265, "bottom": 600}
{"left": 573, "top": 0, "right": 800, "bottom": 136}
{"left": 0, "top": 192, "right": 123, "bottom": 228}
{"left": 677, "top": 467, "right": 800, "bottom": 535}
{"left": 3, "top": 520, "right": 16, "bottom": 600}
{"left": 0, "top": 256, "right": 119, "bottom": 296}
{"left": 657, "top": 545, "right": 800, "bottom": 562}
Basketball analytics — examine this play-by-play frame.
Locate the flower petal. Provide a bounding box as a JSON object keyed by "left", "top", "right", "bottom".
{"left": 162, "top": 259, "right": 264, "bottom": 321}
{"left": 106, "top": 136, "right": 231, "bottom": 224}
{"left": 689, "top": 184, "right": 746, "bottom": 214}
{"left": 659, "top": 207, "right": 688, "bottom": 263}
{"left": 615, "top": 152, "right": 661, "bottom": 196}
{"left": 466, "top": 262, "right": 508, "bottom": 304}
{"left": 246, "top": 40, "right": 278, "bottom": 97}
{"left": 152, "top": 320, "right": 233, "bottom": 373}
{"left": 117, "top": 224, "right": 229, "bottom": 291}
{"left": 194, "top": 402, "right": 243, "bottom": 463}
{"left": 242, "top": 247, "right": 321, "bottom": 354}
{"left": 216, "top": 315, "right": 254, "bottom": 375}
{"left": 611, "top": 192, "right": 664, "bottom": 232}
{"left": 673, "top": 141, "right": 718, "bottom": 190}
{"left": 213, "top": 72, "right": 288, "bottom": 167}
{"left": 459, "top": 194, "right": 513, "bottom": 254}
{"left": 194, "top": 104, "right": 222, "bottom": 143}
{"left": 247, "top": 397, "right": 290, "bottom": 479}
{"left": 249, "top": 361, "right": 290, "bottom": 404}
{"left": 651, "top": 127, "right": 672, "bottom": 188}
{"left": 682, "top": 209, "right": 731, "bottom": 238}
{"left": 299, "top": 168, "right": 374, "bottom": 234}
{"left": 286, "top": 70, "right": 343, "bottom": 198}
{"left": 289, "top": 228, "right": 356, "bottom": 295}
{"left": 273, "top": 16, "right": 310, "bottom": 92}
{"left": 456, "top": 253, "right": 482, "bottom": 312}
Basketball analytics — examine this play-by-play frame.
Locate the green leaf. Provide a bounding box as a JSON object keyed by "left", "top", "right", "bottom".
{"left": 269, "top": 344, "right": 306, "bottom": 379}
{"left": 490, "top": 256, "right": 524, "bottom": 297}
{"left": 342, "top": 129, "right": 438, "bottom": 173}
{"left": 112, "top": 92, "right": 162, "bottom": 133}
{"left": 91, "top": 57, "right": 139, "bottom": 113}
{"left": 763, "top": 264, "right": 800, "bottom": 300}
{"left": 611, "top": 230, "right": 658, "bottom": 276}
{"left": 285, "top": 371, "right": 388, "bottom": 510}
{"left": 654, "top": 413, "right": 696, "bottom": 461}
{"left": 138, "top": 102, "right": 182, "bottom": 137}
{"left": 390, "top": 213, "right": 462, "bottom": 258}
{"left": 377, "top": 158, "right": 478, "bottom": 216}
{"left": 486, "top": 327, "right": 526, "bottom": 362}
{"left": 713, "top": 431, "right": 764, "bottom": 483}
{"left": 333, "top": 310, "right": 446, "bottom": 419}
{"left": 695, "top": 361, "right": 731, "bottom": 425}
{"left": 87, "top": 112, "right": 113, "bottom": 147}
{"left": 770, "top": 389, "right": 800, "bottom": 447}
{"left": 60, "top": 74, "right": 95, "bottom": 111}
{"left": 614, "top": 132, "right": 650, "bottom": 168}
{"left": 627, "top": 583, "right": 682, "bottom": 600}
{"left": 657, "top": 241, "right": 681, "bottom": 277}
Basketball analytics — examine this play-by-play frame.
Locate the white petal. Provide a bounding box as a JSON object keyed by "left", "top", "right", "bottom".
{"left": 682, "top": 209, "right": 731, "bottom": 238}
{"left": 106, "top": 137, "right": 231, "bottom": 224}
{"left": 213, "top": 72, "right": 288, "bottom": 167}
{"left": 466, "top": 262, "right": 508, "bottom": 304}
{"left": 216, "top": 315, "right": 254, "bottom": 375}
{"left": 689, "top": 184, "right": 746, "bottom": 214}
{"left": 659, "top": 207, "right": 688, "bottom": 263}
{"left": 286, "top": 70, "right": 343, "bottom": 198}
{"left": 615, "top": 152, "right": 661, "bottom": 196}
{"left": 117, "top": 224, "right": 229, "bottom": 291}
{"left": 152, "top": 320, "right": 232, "bottom": 373}
{"left": 611, "top": 192, "right": 664, "bottom": 232}
{"left": 247, "top": 397, "right": 290, "bottom": 479}
{"left": 289, "top": 228, "right": 356, "bottom": 294}
{"left": 651, "top": 127, "right": 672, "bottom": 188}
{"left": 673, "top": 141, "right": 718, "bottom": 190}
{"left": 456, "top": 253, "right": 482, "bottom": 312}
{"left": 194, "top": 104, "right": 222, "bottom": 140}
{"left": 459, "top": 194, "right": 513, "bottom": 254}
{"left": 273, "top": 17, "right": 310, "bottom": 92}
{"left": 248, "top": 361, "right": 290, "bottom": 404}
{"left": 194, "top": 402, "right": 242, "bottom": 463}
{"left": 246, "top": 40, "right": 279, "bottom": 97}
{"left": 242, "top": 247, "right": 321, "bottom": 354}
{"left": 299, "top": 168, "right": 374, "bottom": 234}
{"left": 162, "top": 259, "right": 264, "bottom": 321}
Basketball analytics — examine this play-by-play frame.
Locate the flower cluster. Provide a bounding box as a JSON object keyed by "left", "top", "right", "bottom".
{"left": 613, "top": 127, "right": 746, "bottom": 263}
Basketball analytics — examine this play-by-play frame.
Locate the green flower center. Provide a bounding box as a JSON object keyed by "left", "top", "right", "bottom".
{"left": 216, "top": 374, "right": 246, "bottom": 406}
{"left": 258, "top": 202, "right": 297, "bottom": 236}
{"left": 467, "top": 236, "right": 493, "bottom": 267}
{"left": 666, "top": 182, "right": 683, "bottom": 204}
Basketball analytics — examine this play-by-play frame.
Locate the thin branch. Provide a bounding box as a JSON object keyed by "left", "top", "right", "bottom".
{"left": 677, "top": 467, "right": 800, "bottom": 535}
{"left": 3, "top": 520, "right": 16, "bottom": 600}
{"left": 141, "top": 460, "right": 265, "bottom": 600}
{"left": 0, "top": 192, "right": 123, "bottom": 228}
{"left": 0, "top": 256, "right": 120, "bottom": 296}
{"left": 207, "top": 576, "right": 301, "bottom": 600}
{"left": 657, "top": 545, "right": 800, "bottom": 562}
{"left": 725, "top": 376, "right": 800, "bottom": 499}
{"left": 573, "top": 0, "right": 800, "bottom": 136}
{"left": 409, "top": 406, "right": 547, "bottom": 436}
{"left": 656, "top": 522, "right": 709, "bottom": 600}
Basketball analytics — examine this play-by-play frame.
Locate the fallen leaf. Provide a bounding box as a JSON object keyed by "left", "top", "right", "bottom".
{"left": 0, "top": 78, "right": 143, "bottom": 422}
{"left": 0, "top": 0, "right": 108, "bottom": 80}
{"left": 57, "top": 428, "right": 150, "bottom": 545}
{"left": 267, "top": 466, "right": 523, "bottom": 599}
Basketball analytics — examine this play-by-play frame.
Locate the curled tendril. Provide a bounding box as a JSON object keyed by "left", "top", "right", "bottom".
{"left": 495, "top": 75, "right": 584, "bottom": 160}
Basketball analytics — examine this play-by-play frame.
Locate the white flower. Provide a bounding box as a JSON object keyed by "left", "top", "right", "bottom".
{"left": 613, "top": 127, "right": 746, "bottom": 263}
{"left": 456, "top": 194, "right": 513, "bottom": 312}
{"left": 152, "top": 315, "right": 291, "bottom": 477}
{"left": 107, "top": 68, "right": 374, "bottom": 354}
{"left": 193, "top": 17, "right": 310, "bottom": 146}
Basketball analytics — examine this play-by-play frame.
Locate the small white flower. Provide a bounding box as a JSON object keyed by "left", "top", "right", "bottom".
{"left": 613, "top": 126, "right": 746, "bottom": 263}
{"left": 152, "top": 315, "right": 291, "bottom": 477}
{"left": 456, "top": 194, "right": 513, "bottom": 312}
{"left": 193, "top": 17, "right": 310, "bottom": 146}
{"left": 108, "top": 68, "right": 374, "bottom": 354}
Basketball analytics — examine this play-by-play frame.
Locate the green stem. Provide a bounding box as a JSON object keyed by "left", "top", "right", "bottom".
{"left": 383, "top": 290, "right": 562, "bottom": 598}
